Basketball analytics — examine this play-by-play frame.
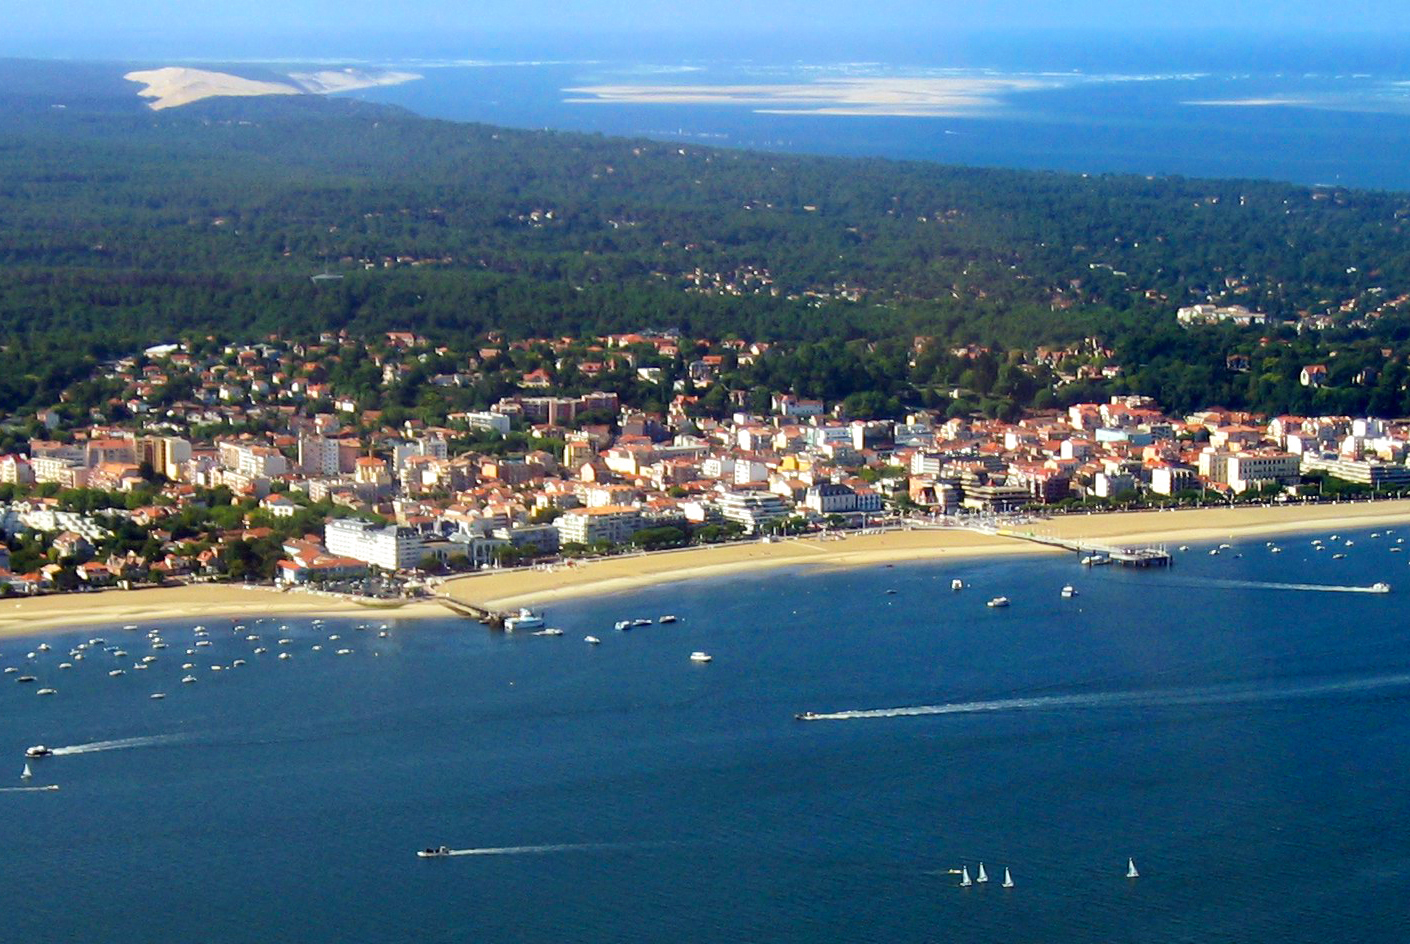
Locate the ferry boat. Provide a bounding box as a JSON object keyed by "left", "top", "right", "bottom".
{"left": 503, "top": 608, "right": 546, "bottom": 632}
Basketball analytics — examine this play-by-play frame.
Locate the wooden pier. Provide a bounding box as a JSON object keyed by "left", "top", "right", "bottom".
{"left": 435, "top": 595, "right": 510, "bottom": 628}
{"left": 993, "top": 528, "right": 1173, "bottom": 567}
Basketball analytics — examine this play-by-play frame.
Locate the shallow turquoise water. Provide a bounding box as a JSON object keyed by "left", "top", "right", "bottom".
{"left": 5, "top": 524, "right": 1410, "bottom": 942}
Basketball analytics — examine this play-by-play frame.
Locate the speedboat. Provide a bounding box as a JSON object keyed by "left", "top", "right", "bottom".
{"left": 1372, "top": 582, "right": 1392, "bottom": 593}
{"left": 25, "top": 745, "right": 52, "bottom": 758}
{"left": 690, "top": 651, "right": 713, "bottom": 663}
{"left": 418, "top": 846, "right": 452, "bottom": 858}
{"left": 585, "top": 636, "right": 601, "bottom": 645}
{"left": 794, "top": 712, "right": 820, "bottom": 721}
{"left": 987, "top": 597, "right": 1010, "bottom": 608}
{"left": 658, "top": 615, "right": 678, "bottom": 623}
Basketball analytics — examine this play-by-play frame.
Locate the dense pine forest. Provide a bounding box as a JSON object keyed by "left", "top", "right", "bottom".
{"left": 4, "top": 58, "right": 1410, "bottom": 419}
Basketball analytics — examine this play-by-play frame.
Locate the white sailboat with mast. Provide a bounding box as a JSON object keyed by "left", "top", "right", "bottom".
{"left": 976, "top": 862, "right": 988, "bottom": 883}
{"left": 1001, "top": 867, "right": 1014, "bottom": 888}
{"left": 959, "top": 865, "right": 973, "bottom": 887}
{"left": 21, "top": 762, "right": 32, "bottom": 779}
{"left": 1126, "top": 857, "right": 1139, "bottom": 878}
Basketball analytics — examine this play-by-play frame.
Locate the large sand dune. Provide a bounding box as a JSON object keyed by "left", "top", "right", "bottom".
{"left": 124, "top": 66, "right": 420, "bottom": 111}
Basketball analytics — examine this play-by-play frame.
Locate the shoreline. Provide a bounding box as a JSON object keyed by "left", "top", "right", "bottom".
{"left": 3, "top": 501, "right": 1409, "bottom": 641}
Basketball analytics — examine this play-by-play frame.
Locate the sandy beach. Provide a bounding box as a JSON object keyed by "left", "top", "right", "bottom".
{"left": 447, "top": 500, "right": 1410, "bottom": 611}
{"left": 3, "top": 501, "right": 1409, "bottom": 641}
{"left": 0, "top": 584, "right": 442, "bottom": 641}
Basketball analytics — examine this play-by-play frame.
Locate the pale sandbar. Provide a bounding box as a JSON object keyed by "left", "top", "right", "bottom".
{"left": 124, "top": 66, "right": 421, "bottom": 111}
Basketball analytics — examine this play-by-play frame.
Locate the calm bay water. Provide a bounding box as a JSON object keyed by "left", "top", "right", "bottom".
{"left": 350, "top": 59, "right": 1410, "bottom": 190}
{"left": 5, "top": 523, "right": 1410, "bottom": 942}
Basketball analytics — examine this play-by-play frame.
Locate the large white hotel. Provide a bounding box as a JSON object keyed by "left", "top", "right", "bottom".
{"left": 324, "top": 518, "right": 425, "bottom": 571}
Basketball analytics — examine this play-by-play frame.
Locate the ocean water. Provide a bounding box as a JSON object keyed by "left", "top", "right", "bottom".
{"left": 347, "top": 55, "right": 1410, "bottom": 190}
{"left": 5, "top": 521, "right": 1410, "bottom": 942}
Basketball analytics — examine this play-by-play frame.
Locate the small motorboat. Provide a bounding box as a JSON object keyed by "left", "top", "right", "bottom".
{"left": 987, "top": 597, "right": 1010, "bottom": 608}
{"left": 335, "top": 649, "right": 353, "bottom": 655}
{"left": 107, "top": 669, "right": 125, "bottom": 677}
{"left": 37, "top": 643, "right": 50, "bottom": 652}
{"left": 150, "top": 693, "right": 166, "bottom": 700}
{"left": 181, "top": 675, "right": 197, "bottom": 684}
{"left": 794, "top": 711, "right": 821, "bottom": 721}
{"left": 1061, "top": 585, "right": 1078, "bottom": 598}
{"left": 951, "top": 578, "right": 964, "bottom": 590}
{"left": 58, "top": 663, "right": 72, "bottom": 670}
{"left": 585, "top": 636, "right": 601, "bottom": 645}
{"left": 25, "top": 745, "right": 52, "bottom": 758}
{"left": 633, "top": 618, "right": 652, "bottom": 627}
{"left": 615, "top": 621, "right": 632, "bottom": 631}
{"left": 1371, "top": 582, "right": 1391, "bottom": 593}
{"left": 690, "top": 651, "right": 713, "bottom": 663}
{"left": 417, "top": 846, "right": 452, "bottom": 859}
{"left": 36, "top": 688, "right": 56, "bottom": 696}
{"left": 16, "top": 675, "right": 36, "bottom": 683}
{"left": 658, "top": 615, "right": 678, "bottom": 623}
{"left": 233, "top": 659, "right": 247, "bottom": 666}
{"left": 278, "top": 653, "right": 291, "bottom": 660}
{"left": 533, "top": 628, "right": 564, "bottom": 637}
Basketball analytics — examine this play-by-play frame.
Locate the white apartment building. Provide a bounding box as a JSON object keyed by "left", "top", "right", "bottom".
{"left": 718, "top": 490, "right": 792, "bottom": 533}
{"left": 219, "top": 441, "right": 288, "bottom": 478}
{"left": 555, "top": 506, "right": 644, "bottom": 546}
{"left": 459, "top": 411, "right": 512, "bottom": 435}
{"left": 324, "top": 518, "right": 425, "bottom": 571}
{"left": 1224, "top": 452, "right": 1300, "bottom": 492}
{"left": 298, "top": 434, "right": 343, "bottom": 476}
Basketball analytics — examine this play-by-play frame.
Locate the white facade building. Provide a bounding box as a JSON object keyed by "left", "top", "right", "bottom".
{"left": 324, "top": 518, "right": 425, "bottom": 571}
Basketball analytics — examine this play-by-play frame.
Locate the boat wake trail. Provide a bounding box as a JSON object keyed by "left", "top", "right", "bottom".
{"left": 0, "top": 785, "right": 60, "bottom": 793}
{"left": 805, "top": 671, "right": 1410, "bottom": 721}
{"left": 1204, "top": 579, "right": 1389, "bottom": 594}
{"left": 444, "top": 842, "right": 636, "bottom": 857}
{"left": 50, "top": 734, "right": 185, "bottom": 756}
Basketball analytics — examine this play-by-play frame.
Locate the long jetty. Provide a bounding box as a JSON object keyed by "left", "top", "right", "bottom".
{"left": 992, "top": 527, "right": 1173, "bottom": 567}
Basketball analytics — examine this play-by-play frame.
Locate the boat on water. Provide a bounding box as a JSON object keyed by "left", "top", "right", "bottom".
{"left": 1002, "top": 867, "right": 1014, "bottom": 888}
{"left": 21, "top": 762, "right": 32, "bottom": 779}
{"left": 278, "top": 653, "right": 291, "bottom": 660}
{"left": 150, "top": 693, "right": 166, "bottom": 700}
{"left": 37, "top": 643, "right": 50, "bottom": 652}
{"left": 1209, "top": 548, "right": 1220, "bottom": 556}
{"left": 1372, "top": 582, "right": 1392, "bottom": 593}
{"left": 36, "top": 688, "right": 56, "bottom": 696}
{"left": 181, "top": 675, "right": 197, "bottom": 684}
{"left": 659, "top": 615, "right": 678, "bottom": 623}
{"left": 794, "top": 711, "right": 821, "bottom": 721}
{"left": 418, "top": 846, "right": 452, "bottom": 859}
{"left": 503, "top": 608, "right": 546, "bottom": 632}
{"left": 584, "top": 636, "right": 601, "bottom": 645}
{"left": 959, "top": 866, "right": 973, "bottom": 887}
{"left": 1333, "top": 553, "right": 1347, "bottom": 560}
{"left": 951, "top": 578, "right": 964, "bottom": 590}
{"left": 16, "top": 675, "right": 36, "bottom": 683}
{"left": 1127, "top": 857, "right": 1139, "bottom": 878}
{"left": 614, "top": 620, "right": 632, "bottom": 631}
{"left": 633, "top": 618, "right": 652, "bottom": 627}
{"left": 1061, "top": 585, "right": 1077, "bottom": 598}
{"left": 25, "top": 746, "right": 51, "bottom": 758}
{"left": 690, "top": 651, "right": 713, "bottom": 663}
{"left": 987, "top": 596, "right": 1010, "bottom": 608}
{"left": 108, "top": 669, "right": 125, "bottom": 677}
{"left": 976, "top": 862, "right": 989, "bottom": 883}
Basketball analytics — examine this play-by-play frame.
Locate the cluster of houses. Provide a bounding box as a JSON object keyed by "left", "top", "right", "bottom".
{"left": 2, "top": 332, "right": 1410, "bottom": 593}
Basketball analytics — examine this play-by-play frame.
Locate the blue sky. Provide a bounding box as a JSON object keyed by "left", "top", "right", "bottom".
{"left": 2, "top": 1, "right": 1406, "bottom": 59}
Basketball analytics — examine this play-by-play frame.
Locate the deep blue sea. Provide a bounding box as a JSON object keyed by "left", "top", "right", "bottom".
{"left": 6, "top": 521, "right": 1410, "bottom": 942}
{"left": 342, "top": 47, "right": 1410, "bottom": 191}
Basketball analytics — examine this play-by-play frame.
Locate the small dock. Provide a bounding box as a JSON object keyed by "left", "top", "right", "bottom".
{"left": 435, "top": 596, "right": 510, "bottom": 628}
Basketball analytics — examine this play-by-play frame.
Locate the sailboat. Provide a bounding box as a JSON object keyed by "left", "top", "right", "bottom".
{"left": 1001, "top": 867, "right": 1014, "bottom": 888}
{"left": 959, "top": 866, "right": 973, "bottom": 887}
{"left": 1126, "top": 857, "right": 1139, "bottom": 878}
{"left": 976, "top": 862, "right": 989, "bottom": 883}
{"left": 21, "top": 762, "right": 32, "bottom": 780}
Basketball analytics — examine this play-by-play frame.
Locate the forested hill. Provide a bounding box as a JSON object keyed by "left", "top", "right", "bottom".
{"left": 4, "top": 58, "right": 1410, "bottom": 414}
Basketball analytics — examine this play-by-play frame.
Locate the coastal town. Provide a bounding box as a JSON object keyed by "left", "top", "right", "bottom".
{"left": 1, "top": 329, "right": 1408, "bottom": 598}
